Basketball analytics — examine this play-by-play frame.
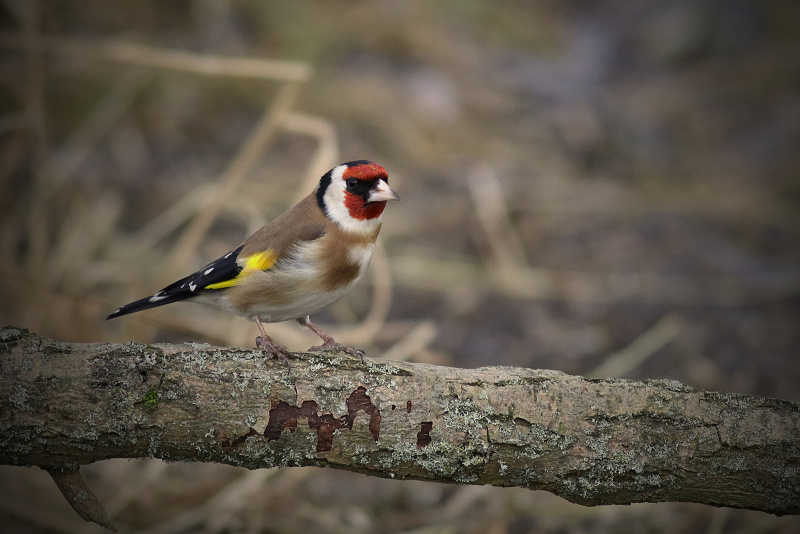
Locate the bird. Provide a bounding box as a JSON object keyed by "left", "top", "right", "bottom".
{"left": 107, "top": 160, "right": 398, "bottom": 363}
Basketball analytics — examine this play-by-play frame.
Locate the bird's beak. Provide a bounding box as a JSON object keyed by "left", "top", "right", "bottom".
{"left": 368, "top": 179, "right": 399, "bottom": 202}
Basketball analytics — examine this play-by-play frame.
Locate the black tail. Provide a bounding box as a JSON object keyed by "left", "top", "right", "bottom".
{"left": 106, "top": 292, "right": 191, "bottom": 319}
{"left": 107, "top": 276, "right": 197, "bottom": 320}
{"left": 107, "top": 245, "right": 244, "bottom": 320}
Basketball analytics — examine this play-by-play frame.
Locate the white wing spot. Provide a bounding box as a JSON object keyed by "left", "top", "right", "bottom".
{"left": 204, "top": 267, "right": 214, "bottom": 275}
{"left": 189, "top": 282, "right": 197, "bottom": 291}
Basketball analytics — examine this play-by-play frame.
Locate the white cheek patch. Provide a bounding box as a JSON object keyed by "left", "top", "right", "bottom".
{"left": 323, "top": 165, "right": 350, "bottom": 222}
{"left": 323, "top": 164, "right": 383, "bottom": 234}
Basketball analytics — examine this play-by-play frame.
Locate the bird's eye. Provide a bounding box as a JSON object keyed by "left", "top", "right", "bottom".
{"left": 345, "top": 178, "right": 359, "bottom": 190}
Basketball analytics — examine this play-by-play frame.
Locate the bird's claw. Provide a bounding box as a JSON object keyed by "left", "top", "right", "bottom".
{"left": 255, "top": 336, "right": 291, "bottom": 368}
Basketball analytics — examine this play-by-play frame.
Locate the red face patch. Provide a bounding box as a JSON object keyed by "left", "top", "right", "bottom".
{"left": 345, "top": 193, "right": 386, "bottom": 220}
{"left": 342, "top": 161, "right": 389, "bottom": 220}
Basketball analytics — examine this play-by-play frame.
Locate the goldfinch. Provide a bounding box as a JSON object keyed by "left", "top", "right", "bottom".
{"left": 108, "top": 160, "right": 398, "bottom": 362}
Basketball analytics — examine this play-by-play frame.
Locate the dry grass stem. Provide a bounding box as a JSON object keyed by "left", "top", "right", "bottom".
{"left": 0, "top": 32, "right": 313, "bottom": 83}
{"left": 587, "top": 314, "right": 684, "bottom": 379}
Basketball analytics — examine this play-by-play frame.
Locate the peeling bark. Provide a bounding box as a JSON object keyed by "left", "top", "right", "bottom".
{"left": 1, "top": 326, "right": 798, "bottom": 519}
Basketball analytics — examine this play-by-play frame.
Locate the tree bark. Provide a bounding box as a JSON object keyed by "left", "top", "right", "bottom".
{"left": 1, "top": 326, "right": 798, "bottom": 520}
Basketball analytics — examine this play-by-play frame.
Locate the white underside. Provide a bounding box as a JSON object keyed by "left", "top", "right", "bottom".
{"left": 245, "top": 280, "right": 358, "bottom": 323}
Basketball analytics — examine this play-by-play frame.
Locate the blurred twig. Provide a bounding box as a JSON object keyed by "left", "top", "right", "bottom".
{"left": 380, "top": 320, "right": 438, "bottom": 362}
{"left": 0, "top": 32, "right": 313, "bottom": 82}
{"left": 586, "top": 315, "right": 683, "bottom": 379}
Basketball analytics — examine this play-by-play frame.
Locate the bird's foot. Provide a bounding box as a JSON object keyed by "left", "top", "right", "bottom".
{"left": 255, "top": 336, "right": 291, "bottom": 368}
{"left": 308, "top": 340, "right": 365, "bottom": 361}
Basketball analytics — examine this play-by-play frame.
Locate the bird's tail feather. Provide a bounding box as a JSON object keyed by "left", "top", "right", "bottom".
{"left": 107, "top": 285, "right": 194, "bottom": 320}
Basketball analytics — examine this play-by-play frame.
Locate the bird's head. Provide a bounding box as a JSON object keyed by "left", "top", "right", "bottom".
{"left": 317, "top": 160, "right": 399, "bottom": 234}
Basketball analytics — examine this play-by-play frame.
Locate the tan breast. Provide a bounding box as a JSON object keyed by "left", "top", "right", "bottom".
{"left": 221, "top": 221, "right": 380, "bottom": 322}
{"left": 317, "top": 223, "right": 379, "bottom": 291}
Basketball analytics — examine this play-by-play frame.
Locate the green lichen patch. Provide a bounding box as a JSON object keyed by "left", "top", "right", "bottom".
{"left": 139, "top": 386, "right": 160, "bottom": 411}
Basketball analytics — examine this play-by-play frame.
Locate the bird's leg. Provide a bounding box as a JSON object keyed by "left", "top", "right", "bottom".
{"left": 297, "top": 316, "right": 365, "bottom": 361}
{"left": 253, "top": 317, "right": 290, "bottom": 366}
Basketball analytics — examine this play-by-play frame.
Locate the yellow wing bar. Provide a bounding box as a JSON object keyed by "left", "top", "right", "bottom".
{"left": 205, "top": 250, "right": 277, "bottom": 289}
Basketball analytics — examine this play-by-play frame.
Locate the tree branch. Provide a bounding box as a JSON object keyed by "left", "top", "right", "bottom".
{"left": 1, "top": 326, "right": 798, "bottom": 526}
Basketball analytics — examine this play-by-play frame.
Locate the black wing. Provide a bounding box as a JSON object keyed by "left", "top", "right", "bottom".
{"left": 107, "top": 245, "right": 244, "bottom": 319}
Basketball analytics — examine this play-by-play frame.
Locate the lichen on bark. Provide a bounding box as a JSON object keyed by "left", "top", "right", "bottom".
{"left": 1, "top": 326, "right": 798, "bottom": 520}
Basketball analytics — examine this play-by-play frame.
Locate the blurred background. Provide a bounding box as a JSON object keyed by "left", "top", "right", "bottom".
{"left": 1, "top": 1, "right": 799, "bottom": 533}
